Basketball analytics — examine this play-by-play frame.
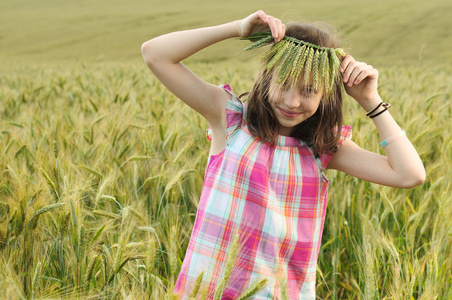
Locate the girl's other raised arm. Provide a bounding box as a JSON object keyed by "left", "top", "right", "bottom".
{"left": 327, "top": 55, "right": 426, "bottom": 188}
{"left": 140, "top": 11, "right": 285, "bottom": 128}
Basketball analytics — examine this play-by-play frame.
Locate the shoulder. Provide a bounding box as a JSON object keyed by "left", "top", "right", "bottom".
{"left": 208, "top": 84, "right": 246, "bottom": 155}
{"left": 319, "top": 125, "right": 352, "bottom": 170}
{"left": 337, "top": 125, "right": 352, "bottom": 146}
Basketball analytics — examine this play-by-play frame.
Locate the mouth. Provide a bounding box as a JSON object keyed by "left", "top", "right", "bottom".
{"left": 278, "top": 107, "right": 302, "bottom": 118}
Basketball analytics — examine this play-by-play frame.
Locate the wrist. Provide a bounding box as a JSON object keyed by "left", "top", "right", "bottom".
{"left": 232, "top": 20, "right": 242, "bottom": 38}
{"left": 358, "top": 95, "right": 383, "bottom": 112}
{"left": 214, "top": 20, "right": 242, "bottom": 40}
{"left": 362, "top": 97, "right": 392, "bottom": 119}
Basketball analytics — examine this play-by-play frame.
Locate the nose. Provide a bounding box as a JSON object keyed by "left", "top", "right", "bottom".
{"left": 283, "top": 90, "right": 301, "bottom": 109}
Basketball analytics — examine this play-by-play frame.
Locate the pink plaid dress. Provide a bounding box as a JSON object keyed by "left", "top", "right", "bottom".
{"left": 174, "top": 84, "right": 351, "bottom": 299}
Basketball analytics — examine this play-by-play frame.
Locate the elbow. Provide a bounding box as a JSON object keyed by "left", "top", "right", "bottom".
{"left": 141, "top": 39, "right": 157, "bottom": 67}
{"left": 400, "top": 168, "right": 426, "bottom": 189}
{"left": 140, "top": 41, "right": 148, "bottom": 58}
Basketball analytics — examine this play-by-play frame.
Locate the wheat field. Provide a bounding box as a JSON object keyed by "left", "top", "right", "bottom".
{"left": 1, "top": 60, "right": 451, "bottom": 299}
{"left": 1, "top": 0, "right": 452, "bottom": 299}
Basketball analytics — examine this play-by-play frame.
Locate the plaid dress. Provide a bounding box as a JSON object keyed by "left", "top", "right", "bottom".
{"left": 174, "top": 84, "right": 352, "bottom": 299}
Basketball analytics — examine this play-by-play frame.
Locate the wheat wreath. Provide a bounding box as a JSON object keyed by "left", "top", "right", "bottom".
{"left": 241, "top": 31, "right": 347, "bottom": 98}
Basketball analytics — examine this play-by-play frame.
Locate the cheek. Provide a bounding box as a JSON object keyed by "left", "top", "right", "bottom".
{"left": 268, "top": 90, "right": 283, "bottom": 106}
{"left": 304, "top": 97, "right": 322, "bottom": 113}
{"left": 266, "top": 95, "right": 281, "bottom": 117}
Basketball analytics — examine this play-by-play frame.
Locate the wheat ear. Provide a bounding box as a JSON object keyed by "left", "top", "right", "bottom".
{"left": 189, "top": 270, "right": 205, "bottom": 299}
{"left": 241, "top": 31, "right": 346, "bottom": 95}
{"left": 31, "top": 261, "right": 42, "bottom": 299}
{"left": 212, "top": 232, "right": 241, "bottom": 300}
{"left": 236, "top": 278, "right": 269, "bottom": 300}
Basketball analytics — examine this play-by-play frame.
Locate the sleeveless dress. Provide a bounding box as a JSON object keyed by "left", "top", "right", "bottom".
{"left": 174, "top": 84, "right": 352, "bottom": 299}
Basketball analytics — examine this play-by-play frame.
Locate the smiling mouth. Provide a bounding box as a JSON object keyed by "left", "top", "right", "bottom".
{"left": 278, "top": 108, "right": 302, "bottom": 118}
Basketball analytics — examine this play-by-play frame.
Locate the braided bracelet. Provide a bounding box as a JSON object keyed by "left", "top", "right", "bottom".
{"left": 380, "top": 131, "right": 406, "bottom": 147}
{"left": 366, "top": 102, "right": 384, "bottom": 116}
{"left": 366, "top": 102, "right": 391, "bottom": 117}
{"left": 370, "top": 107, "right": 387, "bottom": 118}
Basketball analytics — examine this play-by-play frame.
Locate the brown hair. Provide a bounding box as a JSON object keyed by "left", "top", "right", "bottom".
{"left": 244, "top": 22, "right": 344, "bottom": 156}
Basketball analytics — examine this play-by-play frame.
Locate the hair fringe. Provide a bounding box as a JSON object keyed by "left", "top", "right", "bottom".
{"left": 243, "top": 22, "right": 344, "bottom": 155}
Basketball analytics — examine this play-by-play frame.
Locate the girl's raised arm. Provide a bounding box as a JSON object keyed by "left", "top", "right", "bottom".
{"left": 327, "top": 55, "right": 426, "bottom": 188}
{"left": 140, "top": 10, "right": 285, "bottom": 128}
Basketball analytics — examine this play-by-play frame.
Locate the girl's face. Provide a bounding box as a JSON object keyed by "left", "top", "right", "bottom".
{"left": 268, "top": 84, "right": 323, "bottom": 136}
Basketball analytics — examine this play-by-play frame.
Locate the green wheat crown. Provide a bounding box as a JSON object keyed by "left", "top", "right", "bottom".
{"left": 241, "top": 31, "right": 346, "bottom": 96}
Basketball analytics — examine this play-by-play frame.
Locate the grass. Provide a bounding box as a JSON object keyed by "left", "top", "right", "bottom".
{"left": 1, "top": 0, "right": 452, "bottom": 66}
{"left": 0, "top": 60, "right": 451, "bottom": 299}
{"left": 1, "top": 0, "right": 452, "bottom": 298}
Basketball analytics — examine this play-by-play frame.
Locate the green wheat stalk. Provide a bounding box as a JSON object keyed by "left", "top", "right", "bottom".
{"left": 293, "top": 44, "right": 310, "bottom": 87}
{"left": 260, "top": 40, "right": 285, "bottom": 63}
{"left": 38, "top": 166, "right": 60, "bottom": 201}
{"left": 168, "top": 225, "right": 178, "bottom": 276}
{"left": 288, "top": 44, "right": 307, "bottom": 86}
{"left": 84, "top": 254, "right": 100, "bottom": 285}
{"left": 278, "top": 42, "right": 298, "bottom": 84}
{"left": 328, "top": 48, "right": 340, "bottom": 93}
{"left": 25, "top": 203, "right": 65, "bottom": 229}
{"left": 236, "top": 278, "right": 269, "bottom": 300}
{"left": 266, "top": 41, "right": 291, "bottom": 72}
{"left": 212, "top": 233, "right": 240, "bottom": 300}
{"left": 242, "top": 31, "right": 346, "bottom": 95}
{"left": 243, "top": 35, "right": 274, "bottom": 50}
{"left": 199, "top": 286, "right": 209, "bottom": 299}
{"left": 93, "top": 210, "right": 121, "bottom": 219}
{"left": 31, "top": 261, "right": 42, "bottom": 299}
{"left": 108, "top": 243, "right": 124, "bottom": 284}
{"left": 303, "top": 47, "right": 315, "bottom": 87}
{"left": 69, "top": 196, "right": 79, "bottom": 246}
{"left": 320, "top": 50, "right": 330, "bottom": 94}
{"left": 312, "top": 50, "right": 321, "bottom": 91}
{"left": 189, "top": 270, "right": 204, "bottom": 299}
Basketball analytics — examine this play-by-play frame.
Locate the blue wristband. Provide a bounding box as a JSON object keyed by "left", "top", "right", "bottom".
{"left": 380, "top": 131, "right": 406, "bottom": 147}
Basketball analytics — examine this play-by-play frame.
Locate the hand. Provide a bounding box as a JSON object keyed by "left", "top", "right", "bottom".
{"left": 340, "top": 55, "right": 380, "bottom": 106}
{"left": 237, "top": 10, "right": 286, "bottom": 42}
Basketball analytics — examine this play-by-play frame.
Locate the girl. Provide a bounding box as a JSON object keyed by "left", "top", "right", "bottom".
{"left": 141, "top": 10, "right": 425, "bottom": 300}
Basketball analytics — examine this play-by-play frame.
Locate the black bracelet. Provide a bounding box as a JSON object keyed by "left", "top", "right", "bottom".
{"left": 369, "top": 107, "right": 388, "bottom": 118}
{"left": 365, "top": 102, "right": 384, "bottom": 116}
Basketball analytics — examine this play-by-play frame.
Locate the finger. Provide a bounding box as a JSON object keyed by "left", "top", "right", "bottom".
{"left": 353, "top": 69, "right": 368, "bottom": 85}
{"left": 267, "top": 16, "right": 279, "bottom": 41}
{"left": 342, "top": 59, "right": 357, "bottom": 83}
{"left": 340, "top": 55, "right": 354, "bottom": 74}
{"left": 256, "top": 10, "right": 268, "bottom": 23}
{"left": 347, "top": 67, "right": 363, "bottom": 87}
{"left": 354, "top": 66, "right": 378, "bottom": 85}
{"left": 274, "top": 19, "right": 285, "bottom": 42}
{"left": 281, "top": 23, "right": 286, "bottom": 37}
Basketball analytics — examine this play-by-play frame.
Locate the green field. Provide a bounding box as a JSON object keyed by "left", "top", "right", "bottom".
{"left": 1, "top": 0, "right": 452, "bottom": 66}
{"left": 1, "top": 0, "right": 451, "bottom": 299}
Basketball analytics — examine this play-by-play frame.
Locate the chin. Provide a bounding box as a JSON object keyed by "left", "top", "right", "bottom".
{"left": 277, "top": 120, "right": 305, "bottom": 136}
{"left": 279, "top": 117, "right": 306, "bottom": 128}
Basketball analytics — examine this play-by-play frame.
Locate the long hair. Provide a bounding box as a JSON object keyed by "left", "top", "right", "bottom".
{"left": 245, "top": 22, "right": 344, "bottom": 156}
